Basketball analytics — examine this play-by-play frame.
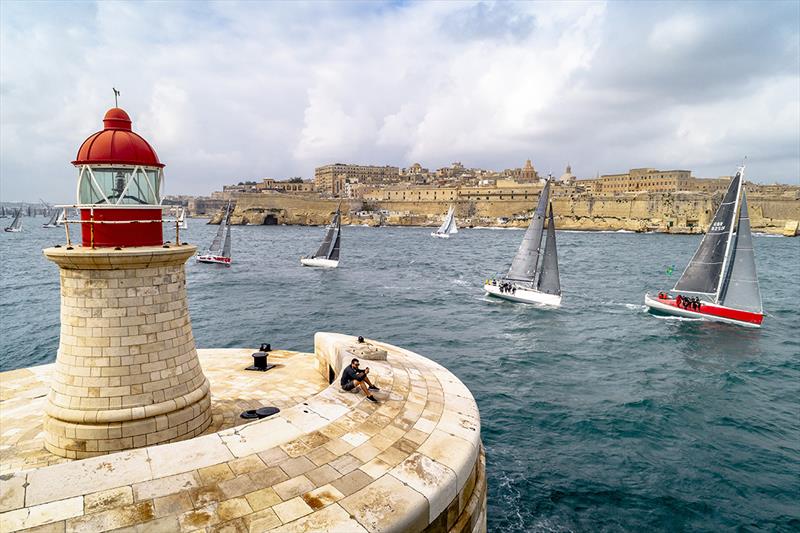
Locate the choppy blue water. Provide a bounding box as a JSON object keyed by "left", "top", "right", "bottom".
{"left": 1, "top": 220, "right": 799, "bottom": 531}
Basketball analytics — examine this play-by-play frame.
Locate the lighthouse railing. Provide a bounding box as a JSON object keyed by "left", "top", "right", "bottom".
{"left": 55, "top": 205, "right": 188, "bottom": 249}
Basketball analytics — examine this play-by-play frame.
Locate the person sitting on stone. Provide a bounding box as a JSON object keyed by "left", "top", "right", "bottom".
{"left": 340, "top": 358, "right": 379, "bottom": 402}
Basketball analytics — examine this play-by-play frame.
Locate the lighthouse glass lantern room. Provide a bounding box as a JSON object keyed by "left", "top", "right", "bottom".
{"left": 72, "top": 107, "right": 166, "bottom": 247}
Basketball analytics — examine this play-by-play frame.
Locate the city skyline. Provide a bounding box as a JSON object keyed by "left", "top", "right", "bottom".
{"left": 1, "top": 0, "right": 799, "bottom": 202}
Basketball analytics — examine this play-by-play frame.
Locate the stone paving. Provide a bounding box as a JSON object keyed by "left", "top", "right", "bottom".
{"left": 1, "top": 349, "right": 327, "bottom": 474}
{"left": 0, "top": 333, "right": 486, "bottom": 532}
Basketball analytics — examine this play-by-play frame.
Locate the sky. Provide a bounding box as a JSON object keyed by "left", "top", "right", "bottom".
{"left": 1, "top": 0, "right": 798, "bottom": 202}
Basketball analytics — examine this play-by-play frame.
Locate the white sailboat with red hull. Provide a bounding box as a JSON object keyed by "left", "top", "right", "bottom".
{"left": 484, "top": 177, "right": 561, "bottom": 306}
{"left": 645, "top": 165, "right": 763, "bottom": 327}
{"left": 197, "top": 202, "right": 232, "bottom": 266}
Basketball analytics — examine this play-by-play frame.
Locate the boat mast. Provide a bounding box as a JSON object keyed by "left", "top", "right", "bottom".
{"left": 715, "top": 164, "right": 745, "bottom": 303}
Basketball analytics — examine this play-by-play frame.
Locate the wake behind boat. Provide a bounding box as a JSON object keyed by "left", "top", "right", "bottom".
{"left": 484, "top": 177, "right": 561, "bottom": 306}
{"left": 645, "top": 165, "right": 763, "bottom": 327}
{"left": 431, "top": 206, "right": 458, "bottom": 238}
{"left": 301, "top": 207, "right": 341, "bottom": 268}
{"left": 197, "top": 202, "right": 232, "bottom": 265}
{"left": 4, "top": 209, "right": 22, "bottom": 232}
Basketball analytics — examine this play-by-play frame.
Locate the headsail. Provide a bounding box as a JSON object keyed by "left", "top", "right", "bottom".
{"left": 435, "top": 206, "right": 457, "bottom": 235}
{"left": 719, "top": 191, "right": 761, "bottom": 313}
{"left": 313, "top": 211, "right": 339, "bottom": 258}
{"left": 329, "top": 229, "right": 341, "bottom": 261}
{"left": 673, "top": 171, "right": 741, "bottom": 296}
{"left": 537, "top": 203, "right": 561, "bottom": 296}
{"left": 507, "top": 179, "right": 550, "bottom": 282}
{"left": 446, "top": 207, "right": 458, "bottom": 234}
{"left": 222, "top": 223, "right": 232, "bottom": 258}
{"left": 207, "top": 202, "right": 231, "bottom": 254}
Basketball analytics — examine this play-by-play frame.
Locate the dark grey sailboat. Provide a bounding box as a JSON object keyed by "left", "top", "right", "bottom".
{"left": 4, "top": 209, "right": 23, "bottom": 232}
{"left": 197, "top": 202, "right": 232, "bottom": 265}
{"left": 645, "top": 165, "right": 763, "bottom": 327}
{"left": 43, "top": 209, "right": 61, "bottom": 228}
{"left": 484, "top": 177, "right": 562, "bottom": 306}
{"left": 301, "top": 208, "right": 341, "bottom": 268}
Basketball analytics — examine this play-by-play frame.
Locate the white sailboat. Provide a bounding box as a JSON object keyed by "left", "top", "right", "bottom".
{"left": 197, "top": 202, "right": 232, "bottom": 266}
{"left": 4, "top": 209, "right": 23, "bottom": 233}
{"left": 431, "top": 206, "right": 458, "bottom": 238}
{"left": 484, "top": 177, "right": 561, "bottom": 306}
{"left": 301, "top": 208, "right": 341, "bottom": 268}
{"left": 645, "top": 165, "right": 763, "bottom": 327}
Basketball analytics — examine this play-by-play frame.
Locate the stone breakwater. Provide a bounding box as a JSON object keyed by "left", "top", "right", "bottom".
{"left": 212, "top": 190, "right": 800, "bottom": 235}
{"left": 0, "top": 333, "right": 486, "bottom": 533}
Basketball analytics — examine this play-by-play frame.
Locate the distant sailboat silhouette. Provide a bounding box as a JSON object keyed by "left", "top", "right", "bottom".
{"left": 4, "top": 209, "right": 23, "bottom": 233}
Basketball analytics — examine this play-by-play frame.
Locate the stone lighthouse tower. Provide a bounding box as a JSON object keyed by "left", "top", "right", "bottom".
{"left": 42, "top": 107, "right": 212, "bottom": 459}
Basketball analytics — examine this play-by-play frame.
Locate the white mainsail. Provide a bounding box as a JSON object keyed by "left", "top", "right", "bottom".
{"left": 434, "top": 206, "right": 458, "bottom": 235}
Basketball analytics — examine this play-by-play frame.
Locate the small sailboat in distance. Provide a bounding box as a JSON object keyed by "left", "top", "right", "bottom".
{"left": 645, "top": 164, "right": 763, "bottom": 327}
{"left": 431, "top": 205, "right": 458, "bottom": 238}
{"left": 43, "top": 209, "right": 60, "bottom": 228}
{"left": 301, "top": 207, "right": 341, "bottom": 268}
{"left": 197, "top": 202, "right": 232, "bottom": 266}
{"left": 484, "top": 177, "right": 561, "bottom": 306}
{"left": 4, "top": 209, "right": 23, "bottom": 233}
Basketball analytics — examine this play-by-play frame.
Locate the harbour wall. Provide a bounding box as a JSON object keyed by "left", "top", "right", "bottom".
{"left": 217, "top": 191, "right": 800, "bottom": 235}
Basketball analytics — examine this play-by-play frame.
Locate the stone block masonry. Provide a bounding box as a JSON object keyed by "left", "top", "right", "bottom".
{"left": 41, "top": 245, "right": 212, "bottom": 459}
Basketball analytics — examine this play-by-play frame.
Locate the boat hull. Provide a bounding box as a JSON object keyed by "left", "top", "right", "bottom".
{"left": 197, "top": 254, "right": 231, "bottom": 266}
{"left": 4, "top": 228, "right": 21, "bottom": 233}
{"left": 484, "top": 282, "right": 561, "bottom": 307}
{"left": 431, "top": 232, "right": 450, "bottom": 239}
{"left": 301, "top": 257, "right": 339, "bottom": 268}
{"left": 644, "top": 293, "right": 763, "bottom": 328}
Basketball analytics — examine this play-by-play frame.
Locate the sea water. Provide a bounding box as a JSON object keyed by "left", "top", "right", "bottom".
{"left": 1, "top": 220, "right": 798, "bottom": 531}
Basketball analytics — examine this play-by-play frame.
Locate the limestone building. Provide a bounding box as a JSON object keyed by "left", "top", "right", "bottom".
{"left": 315, "top": 163, "right": 400, "bottom": 196}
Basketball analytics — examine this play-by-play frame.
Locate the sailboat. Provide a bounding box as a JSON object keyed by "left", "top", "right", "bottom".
{"left": 301, "top": 208, "right": 341, "bottom": 268}
{"left": 197, "top": 203, "right": 232, "bottom": 265}
{"left": 4, "top": 209, "right": 23, "bottom": 233}
{"left": 42, "top": 209, "right": 61, "bottom": 228}
{"left": 484, "top": 177, "right": 561, "bottom": 306}
{"left": 645, "top": 165, "right": 763, "bottom": 327}
{"left": 431, "top": 206, "right": 458, "bottom": 238}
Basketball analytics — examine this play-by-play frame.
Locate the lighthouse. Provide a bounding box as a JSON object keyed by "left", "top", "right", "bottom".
{"left": 42, "top": 106, "right": 212, "bottom": 458}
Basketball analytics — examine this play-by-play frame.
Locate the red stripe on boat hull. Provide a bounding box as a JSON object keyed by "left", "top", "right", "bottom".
{"left": 647, "top": 295, "right": 763, "bottom": 326}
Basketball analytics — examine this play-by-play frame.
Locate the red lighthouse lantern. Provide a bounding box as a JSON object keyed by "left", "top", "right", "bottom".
{"left": 72, "top": 107, "right": 165, "bottom": 247}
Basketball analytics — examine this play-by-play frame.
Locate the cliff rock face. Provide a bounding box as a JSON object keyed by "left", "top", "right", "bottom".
{"left": 208, "top": 190, "right": 800, "bottom": 235}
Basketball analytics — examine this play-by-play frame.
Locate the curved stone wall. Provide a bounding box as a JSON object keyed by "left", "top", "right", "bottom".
{"left": 0, "top": 333, "right": 486, "bottom": 532}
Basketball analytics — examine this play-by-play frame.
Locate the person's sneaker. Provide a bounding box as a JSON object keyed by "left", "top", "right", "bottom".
{"left": 368, "top": 385, "right": 380, "bottom": 391}
{"left": 366, "top": 395, "right": 378, "bottom": 403}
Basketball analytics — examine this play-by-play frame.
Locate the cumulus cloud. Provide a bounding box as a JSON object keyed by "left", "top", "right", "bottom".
{"left": 0, "top": 0, "right": 798, "bottom": 202}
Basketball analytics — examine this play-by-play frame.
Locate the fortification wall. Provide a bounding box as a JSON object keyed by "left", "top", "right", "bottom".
{"left": 216, "top": 190, "right": 800, "bottom": 235}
